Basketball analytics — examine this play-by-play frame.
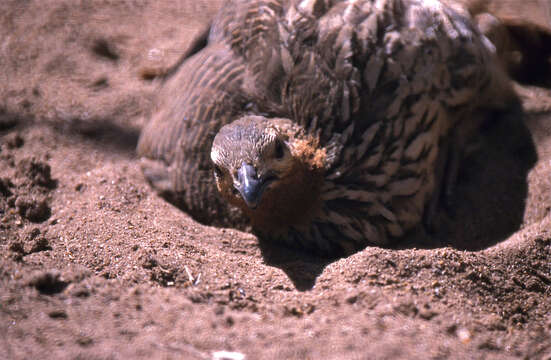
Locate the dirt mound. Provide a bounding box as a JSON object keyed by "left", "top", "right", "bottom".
{"left": 1, "top": 1, "right": 550, "bottom": 359}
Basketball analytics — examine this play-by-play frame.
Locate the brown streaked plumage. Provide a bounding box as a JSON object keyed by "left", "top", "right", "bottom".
{"left": 137, "top": 0, "right": 518, "bottom": 254}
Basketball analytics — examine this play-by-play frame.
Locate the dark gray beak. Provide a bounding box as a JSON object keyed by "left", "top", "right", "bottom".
{"left": 236, "top": 163, "right": 273, "bottom": 209}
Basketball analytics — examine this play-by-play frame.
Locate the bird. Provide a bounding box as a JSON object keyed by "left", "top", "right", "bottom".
{"left": 137, "top": 0, "right": 518, "bottom": 255}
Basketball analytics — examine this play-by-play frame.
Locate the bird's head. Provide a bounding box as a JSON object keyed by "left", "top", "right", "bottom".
{"left": 210, "top": 115, "right": 326, "bottom": 230}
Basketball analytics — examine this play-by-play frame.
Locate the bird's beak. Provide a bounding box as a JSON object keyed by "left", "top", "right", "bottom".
{"left": 236, "top": 163, "right": 273, "bottom": 209}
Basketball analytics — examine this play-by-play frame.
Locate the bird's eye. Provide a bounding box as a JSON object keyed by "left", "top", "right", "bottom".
{"left": 214, "top": 165, "right": 223, "bottom": 178}
{"left": 274, "top": 139, "right": 285, "bottom": 159}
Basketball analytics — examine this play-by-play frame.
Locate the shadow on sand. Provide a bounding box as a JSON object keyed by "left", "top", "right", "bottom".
{"left": 50, "top": 117, "right": 141, "bottom": 156}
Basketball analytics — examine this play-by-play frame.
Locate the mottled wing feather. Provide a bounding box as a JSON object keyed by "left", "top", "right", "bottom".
{"left": 211, "top": 0, "right": 286, "bottom": 100}
{"left": 137, "top": 44, "right": 251, "bottom": 223}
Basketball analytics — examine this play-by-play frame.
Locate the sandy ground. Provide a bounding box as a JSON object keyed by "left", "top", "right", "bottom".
{"left": 1, "top": 1, "right": 551, "bottom": 359}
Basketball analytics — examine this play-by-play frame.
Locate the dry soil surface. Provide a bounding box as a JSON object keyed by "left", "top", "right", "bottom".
{"left": 1, "top": 1, "right": 551, "bottom": 359}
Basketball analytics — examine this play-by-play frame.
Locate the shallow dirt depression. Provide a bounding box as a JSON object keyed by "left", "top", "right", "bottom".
{"left": 1, "top": 1, "right": 551, "bottom": 359}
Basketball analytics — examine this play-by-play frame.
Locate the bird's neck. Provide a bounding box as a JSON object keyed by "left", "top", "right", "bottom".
{"left": 245, "top": 158, "right": 324, "bottom": 235}
{"left": 246, "top": 127, "right": 327, "bottom": 235}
